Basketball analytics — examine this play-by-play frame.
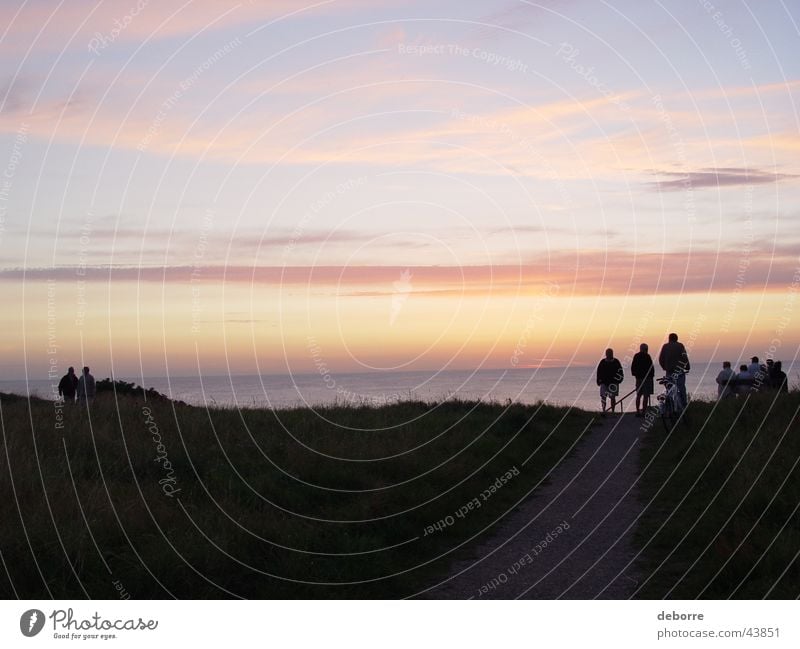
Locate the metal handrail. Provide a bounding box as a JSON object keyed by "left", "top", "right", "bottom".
{"left": 602, "top": 386, "right": 638, "bottom": 413}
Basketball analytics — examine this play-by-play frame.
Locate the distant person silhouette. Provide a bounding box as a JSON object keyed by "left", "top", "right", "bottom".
{"left": 58, "top": 366, "right": 79, "bottom": 403}
{"left": 77, "top": 366, "right": 96, "bottom": 405}
{"left": 715, "top": 361, "right": 736, "bottom": 399}
{"left": 766, "top": 358, "right": 775, "bottom": 384}
{"left": 658, "top": 333, "right": 690, "bottom": 408}
{"left": 748, "top": 356, "right": 767, "bottom": 390}
{"left": 631, "top": 343, "right": 654, "bottom": 417}
{"left": 735, "top": 364, "right": 754, "bottom": 395}
{"left": 596, "top": 348, "right": 624, "bottom": 415}
{"left": 772, "top": 361, "right": 788, "bottom": 393}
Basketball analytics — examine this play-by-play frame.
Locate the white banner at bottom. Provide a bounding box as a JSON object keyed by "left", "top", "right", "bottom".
{"left": 0, "top": 600, "right": 796, "bottom": 648}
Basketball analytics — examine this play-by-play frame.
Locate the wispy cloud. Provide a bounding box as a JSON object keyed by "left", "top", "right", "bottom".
{"left": 4, "top": 63, "right": 796, "bottom": 190}
{"left": 20, "top": 227, "right": 425, "bottom": 267}
{"left": 0, "top": 76, "right": 32, "bottom": 114}
{"left": 647, "top": 167, "right": 798, "bottom": 191}
{"left": 0, "top": 0, "right": 402, "bottom": 54}
{"left": 4, "top": 246, "right": 797, "bottom": 296}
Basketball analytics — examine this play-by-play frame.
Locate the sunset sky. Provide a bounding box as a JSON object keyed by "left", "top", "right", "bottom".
{"left": 1, "top": 0, "right": 798, "bottom": 379}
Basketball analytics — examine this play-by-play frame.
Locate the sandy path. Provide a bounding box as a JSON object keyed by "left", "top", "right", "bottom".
{"left": 421, "top": 411, "right": 652, "bottom": 599}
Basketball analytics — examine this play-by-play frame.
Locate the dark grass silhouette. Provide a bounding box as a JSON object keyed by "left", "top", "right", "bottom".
{"left": 634, "top": 391, "right": 800, "bottom": 598}
{"left": 0, "top": 390, "right": 592, "bottom": 598}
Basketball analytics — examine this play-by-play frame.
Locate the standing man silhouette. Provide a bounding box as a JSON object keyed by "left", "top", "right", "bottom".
{"left": 58, "top": 366, "right": 79, "bottom": 403}
{"left": 658, "top": 333, "right": 690, "bottom": 409}
{"left": 77, "top": 366, "right": 96, "bottom": 406}
{"left": 631, "top": 343, "right": 654, "bottom": 417}
{"left": 596, "top": 348, "right": 624, "bottom": 415}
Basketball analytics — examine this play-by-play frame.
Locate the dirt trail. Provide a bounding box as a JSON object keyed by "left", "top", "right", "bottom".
{"left": 422, "top": 411, "right": 652, "bottom": 599}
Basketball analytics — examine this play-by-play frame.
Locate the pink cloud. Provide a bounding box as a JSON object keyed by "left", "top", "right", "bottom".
{"left": 4, "top": 247, "right": 797, "bottom": 296}
{"left": 1, "top": 0, "right": 402, "bottom": 54}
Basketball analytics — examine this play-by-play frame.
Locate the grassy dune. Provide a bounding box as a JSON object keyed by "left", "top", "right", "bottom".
{"left": 0, "top": 392, "right": 593, "bottom": 599}
{"left": 5, "top": 386, "right": 796, "bottom": 599}
{"left": 635, "top": 392, "right": 800, "bottom": 598}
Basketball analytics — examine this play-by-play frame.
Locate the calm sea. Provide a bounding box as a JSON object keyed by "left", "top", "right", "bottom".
{"left": 3, "top": 362, "right": 792, "bottom": 412}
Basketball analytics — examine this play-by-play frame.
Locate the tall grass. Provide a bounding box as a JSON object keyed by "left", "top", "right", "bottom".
{"left": 0, "top": 393, "right": 593, "bottom": 598}
{"left": 635, "top": 392, "right": 800, "bottom": 598}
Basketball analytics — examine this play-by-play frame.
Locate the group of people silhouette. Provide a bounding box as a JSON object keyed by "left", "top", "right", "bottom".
{"left": 57, "top": 366, "right": 96, "bottom": 405}
{"left": 714, "top": 357, "right": 788, "bottom": 399}
{"left": 597, "top": 333, "right": 688, "bottom": 417}
{"left": 596, "top": 333, "right": 789, "bottom": 416}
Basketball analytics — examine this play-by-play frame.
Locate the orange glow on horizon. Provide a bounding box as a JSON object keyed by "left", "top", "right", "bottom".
{"left": 3, "top": 277, "right": 797, "bottom": 379}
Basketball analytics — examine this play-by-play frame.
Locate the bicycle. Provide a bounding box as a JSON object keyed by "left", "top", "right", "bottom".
{"left": 656, "top": 375, "right": 689, "bottom": 432}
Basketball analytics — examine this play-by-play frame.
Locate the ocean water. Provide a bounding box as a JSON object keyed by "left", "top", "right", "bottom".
{"left": 4, "top": 362, "right": 792, "bottom": 412}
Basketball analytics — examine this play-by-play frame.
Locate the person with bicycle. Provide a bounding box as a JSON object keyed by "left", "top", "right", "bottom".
{"left": 596, "top": 348, "right": 624, "bottom": 415}
{"left": 658, "top": 333, "right": 690, "bottom": 409}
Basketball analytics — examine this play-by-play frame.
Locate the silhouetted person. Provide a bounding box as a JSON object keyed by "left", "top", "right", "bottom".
{"left": 736, "top": 364, "right": 754, "bottom": 395}
{"left": 748, "top": 356, "right": 767, "bottom": 390}
{"left": 772, "top": 361, "right": 788, "bottom": 393}
{"left": 77, "top": 366, "right": 96, "bottom": 405}
{"left": 58, "top": 366, "right": 79, "bottom": 403}
{"left": 715, "top": 361, "right": 736, "bottom": 399}
{"left": 596, "top": 348, "right": 623, "bottom": 415}
{"left": 631, "top": 343, "right": 654, "bottom": 417}
{"left": 766, "top": 358, "right": 775, "bottom": 384}
{"left": 658, "top": 333, "right": 690, "bottom": 408}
